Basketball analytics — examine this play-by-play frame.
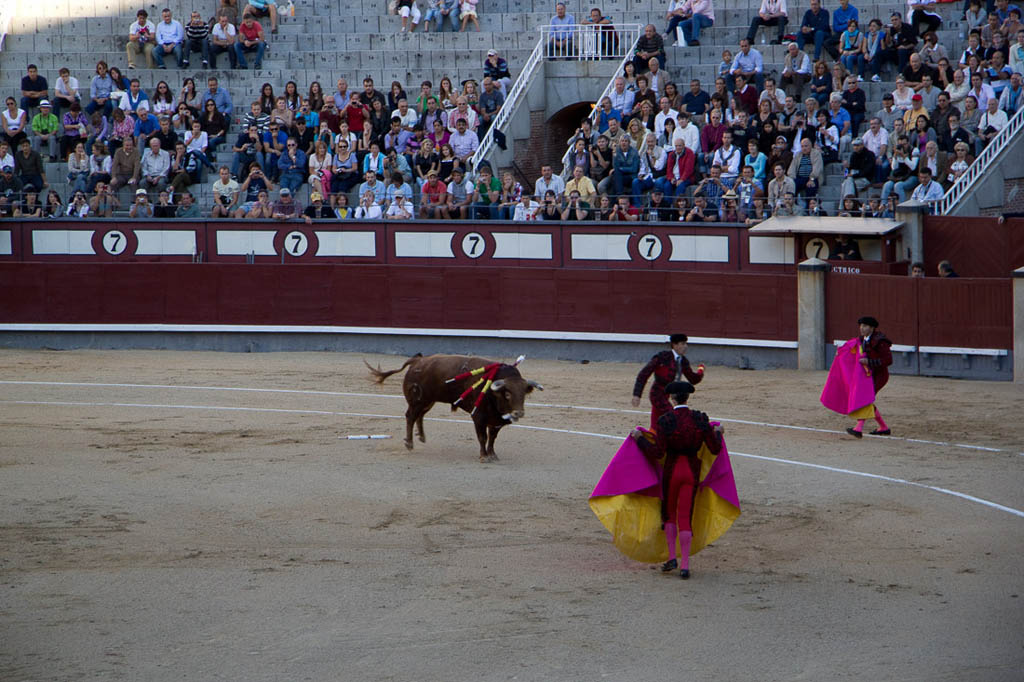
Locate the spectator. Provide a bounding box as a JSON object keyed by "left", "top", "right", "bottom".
{"left": 212, "top": 165, "right": 240, "bottom": 217}
{"left": 66, "top": 190, "right": 90, "bottom": 217}
{"left": 243, "top": 0, "right": 279, "bottom": 35}
{"left": 685, "top": 194, "right": 716, "bottom": 221}
{"left": 232, "top": 123, "right": 263, "bottom": 177}
{"left": 459, "top": 0, "right": 480, "bottom": 32}
{"left": 673, "top": 0, "right": 715, "bottom": 47}
{"left": 66, "top": 141, "right": 91, "bottom": 194}
{"left": 119, "top": 79, "right": 149, "bottom": 120}
{"left": 478, "top": 77, "right": 504, "bottom": 136}
{"left": 184, "top": 119, "right": 215, "bottom": 173}
{"left": 209, "top": 15, "right": 238, "bottom": 69}
{"left": 154, "top": 9, "right": 184, "bottom": 69}
{"left": 987, "top": 51, "right": 1016, "bottom": 98}
{"left": 168, "top": 141, "right": 200, "bottom": 196}
{"left": 383, "top": 171, "right": 413, "bottom": 209}
{"left": 109, "top": 136, "right": 141, "bottom": 193}
{"left": 766, "top": 161, "right": 795, "bottom": 210}
{"left": 910, "top": 167, "right": 944, "bottom": 203}
{"left": 908, "top": 0, "right": 943, "bottom": 35}
{"left": 798, "top": 0, "right": 831, "bottom": 61}
{"left": 397, "top": 0, "right": 423, "bottom": 33}
{"left": 909, "top": 262, "right": 926, "bottom": 277}
{"left": 445, "top": 167, "right": 474, "bottom": 218}
{"left": 840, "top": 137, "right": 875, "bottom": 197}
{"left": 608, "top": 78, "right": 635, "bottom": 123}
{"left": 126, "top": 9, "right": 156, "bottom": 69}
{"left": 20, "top": 64, "right": 48, "bottom": 113}
{"left": 939, "top": 112, "right": 972, "bottom": 152}
{"left": 203, "top": 77, "right": 233, "bottom": 117}
{"left": 140, "top": 136, "right": 170, "bottom": 192}
{"left": 978, "top": 95, "right": 1009, "bottom": 148}
{"left": 943, "top": 140, "right": 974, "bottom": 187}
{"left": 838, "top": 19, "right": 864, "bottom": 77}
{"left": 885, "top": 12, "right": 919, "bottom": 73}
{"left": 419, "top": 169, "right": 449, "bottom": 218}
{"left": 51, "top": 68, "right": 80, "bottom": 118}
{"left": 937, "top": 259, "right": 959, "bottom": 277}
{"left": 841, "top": 77, "right": 867, "bottom": 136}
{"left": 435, "top": 0, "right": 460, "bottom": 31}
{"left": 565, "top": 164, "right": 598, "bottom": 205}
{"left": 134, "top": 102, "right": 161, "bottom": 149}
{"left": 2, "top": 97, "right": 29, "bottom": 148}
{"left": 14, "top": 138, "right": 46, "bottom": 191}
{"left": 271, "top": 188, "right": 302, "bottom": 220}
{"left": 354, "top": 189, "right": 383, "bottom": 219}
{"left": 590, "top": 135, "right": 613, "bottom": 191}
{"left": 277, "top": 138, "right": 307, "bottom": 193}
{"left": 549, "top": 3, "right": 576, "bottom": 56}
{"left": 998, "top": 71, "right": 1024, "bottom": 113}
{"left": 484, "top": 50, "right": 513, "bottom": 96}
{"left": 633, "top": 24, "right": 666, "bottom": 73}
{"left": 659, "top": 137, "right": 696, "bottom": 198}
{"left": 182, "top": 11, "right": 211, "bottom": 68}
{"left": 234, "top": 166, "right": 274, "bottom": 216}
{"left": 128, "top": 188, "right": 153, "bottom": 217}
{"left": 29, "top": 100, "right": 59, "bottom": 161}
{"left": 448, "top": 118, "right": 479, "bottom": 164}
{"left": 302, "top": 192, "right": 334, "bottom": 223}
{"left": 235, "top": 15, "right": 267, "bottom": 70}
{"left": 788, "top": 137, "right": 823, "bottom": 202}
{"left": 880, "top": 140, "right": 916, "bottom": 203}
{"left": 825, "top": 0, "right": 859, "bottom": 59}
{"left": 358, "top": 169, "right": 386, "bottom": 204}
{"left": 747, "top": 0, "right": 788, "bottom": 45}
{"left": 468, "top": 165, "right": 499, "bottom": 219}
{"left": 88, "top": 181, "right": 120, "bottom": 216}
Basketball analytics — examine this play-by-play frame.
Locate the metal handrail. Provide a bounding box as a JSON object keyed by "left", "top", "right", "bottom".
{"left": 933, "top": 103, "right": 1024, "bottom": 215}
{"left": 469, "top": 32, "right": 544, "bottom": 174}
{"left": 557, "top": 25, "right": 644, "bottom": 179}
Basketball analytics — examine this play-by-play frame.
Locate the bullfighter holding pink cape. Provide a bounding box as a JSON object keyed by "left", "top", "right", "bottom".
{"left": 590, "top": 381, "right": 740, "bottom": 580}
{"left": 821, "top": 315, "right": 894, "bottom": 438}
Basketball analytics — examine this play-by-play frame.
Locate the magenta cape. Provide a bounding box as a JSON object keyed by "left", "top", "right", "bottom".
{"left": 589, "top": 427, "right": 741, "bottom": 563}
{"left": 821, "top": 338, "right": 877, "bottom": 416}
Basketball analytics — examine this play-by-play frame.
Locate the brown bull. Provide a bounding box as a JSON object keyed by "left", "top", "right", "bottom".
{"left": 366, "top": 354, "right": 543, "bottom": 462}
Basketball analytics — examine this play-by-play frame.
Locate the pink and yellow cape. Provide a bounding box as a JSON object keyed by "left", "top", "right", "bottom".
{"left": 588, "top": 427, "right": 741, "bottom": 563}
{"left": 821, "top": 338, "right": 877, "bottom": 420}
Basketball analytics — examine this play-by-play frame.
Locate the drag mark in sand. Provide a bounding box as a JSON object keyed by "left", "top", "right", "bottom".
{"left": 2, "top": 398, "right": 1022, "bottom": 520}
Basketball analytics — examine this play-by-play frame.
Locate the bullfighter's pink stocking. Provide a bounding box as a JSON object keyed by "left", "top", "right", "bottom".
{"left": 678, "top": 531, "right": 692, "bottom": 569}
{"left": 664, "top": 522, "right": 678, "bottom": 561}
{"left": 874, "top": 409, "right": 888, "bottom": 430}
{"left": 853, "top": 419, "right": 866, "bottom": 433}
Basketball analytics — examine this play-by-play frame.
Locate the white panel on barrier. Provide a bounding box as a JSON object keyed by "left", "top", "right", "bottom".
{"left": 0, "top": 230, "right": 10, "bottom": 255}
{"left": 749, "top": 236, "right": 795, "bottom": 264}
{"left": 570, "top": 233, "right": 631, "bottom": 260}
{"left": 668, "top": 235, "right": 730, "bottom": 262}
{"left": 394, "top": 231, "right": 455, "bottom": 258}
{"left": 33, "top": 230, "right": 95, "bottom": 255}
{"left": 216, "top": 231, "right": 278, "bottom": 256}
{"left": 135, "top": 230, "right": 197, "bottom": 255}
{"left": 314, "top": 231, "right": 377, "bottom": 257}
{"left": 492, "top": 232, "right": 553, "bottom": 259}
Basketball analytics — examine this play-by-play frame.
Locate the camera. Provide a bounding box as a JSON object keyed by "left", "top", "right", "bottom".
{"left": 219, "top": 195, "right": 230, "bottom": 205}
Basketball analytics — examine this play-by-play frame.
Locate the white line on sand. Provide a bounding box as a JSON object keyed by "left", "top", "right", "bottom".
{"left": 2, "top": 398, "right": 1021, "bottom": 519}
{"left": 0, "top": 380, "right": 1010, "bottom": 454}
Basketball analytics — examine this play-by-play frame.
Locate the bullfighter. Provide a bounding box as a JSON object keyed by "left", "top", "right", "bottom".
{"left": 632, "top": 333, "right": 705, "bottom": 428}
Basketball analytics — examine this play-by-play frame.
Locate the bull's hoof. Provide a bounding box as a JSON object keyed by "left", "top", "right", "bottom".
{"left": 479, "top": 453, "right": 499, "bottom": 463}
{"left": 417, "top": 433, "right": 426, "bottom": 443}
{"left": 404, "top": 439, "right": 414, "bottom": 450}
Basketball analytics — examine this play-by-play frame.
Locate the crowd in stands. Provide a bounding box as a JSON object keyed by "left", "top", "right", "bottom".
{"left": 1, "top": 0, "right": 1022, "bottom": 221}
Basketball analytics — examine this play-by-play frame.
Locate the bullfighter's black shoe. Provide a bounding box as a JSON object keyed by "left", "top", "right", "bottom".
{"left": 846, "top": 427, "right": 863, "bottom": 439}
{"left": 679, "top": 569, "right": 690, "bottom": 580}
{"left": 870, "top": 428, "right": 891, "bottom": 435}
{"left": 660, "top": 559, "right": 678, "bottom": 572}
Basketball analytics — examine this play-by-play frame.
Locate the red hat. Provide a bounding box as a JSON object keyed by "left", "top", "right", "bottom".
{"left": 912, "top": 94, "right": 923, "bottom": 101}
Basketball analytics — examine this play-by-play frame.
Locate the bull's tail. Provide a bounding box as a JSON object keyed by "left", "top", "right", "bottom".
{"left": 365, "top": 353, "right": 422, "bottom": 384}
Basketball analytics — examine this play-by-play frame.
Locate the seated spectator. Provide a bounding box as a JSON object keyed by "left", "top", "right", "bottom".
{"left": 880, "top": 140, "right": 917, "bottom": 203}
{"left": 658, "top": 138, "right": 696, "bottom": 198}
{"left": 908, "top": 0, "right": 942, "bottom": 36}
{"left": 212, "top": 166, "right": 240, "bottom": 217}
{"left": 209, "top": 16, "right": 238, "bottom": 70}
{"left": 232, "top": 124, "right": 264, "bottom": 178}
{"left": 203, "top": 77, "right": 233, "bottom": 117}
{"left": 153, "top": 189, "right": 176, "bottom": 217}
{"left": 712, "top": 129, "right": 741, "bottom": 186}
{"left": 685, "top": 194, "right": 716, "bottom": 221}
{"left": 798, "top": 0, "right": 831, "bottom": 62}
{"left": 445, "top": 167, "right": 473, "bottom": 218}
{"left": 386, "top": 189, "right": 415, "bottom": 219}
{"left": 20, "top": 64, "right": 48, "bottom": 113}
{"left": 419, "top": 169, "right": 449, "bottom": 218}
{"left": 998, "top": 71, "right": 1024, "bottom": 114}
{"left": 66, "top": 190, "right": 90, "bottom": 217}
{"left": 29, "top": 100, "right": 59, "bottom": 161}
{"left": 234, "top": 166, "right": 275, "bottom": 217}
{"left": 483, "top": 49, "right": 512, "bottom": 96}
{"left": 238, "top": 188, "right": 271, "bottom": 218}
{"left": 560, "top": 190, "right": 590, "bottom": 221}
{"left": 383, "top": 171, "right": 414, "bottom": 209}
{"left": 353, "top": 189, "right": 382, "bottom": 219}
{"left": 730, "top": 38, "right": 766, "bottom": 91}
{"left": 126, "top": 9, "right": 156, "bottom": 69}
{"left": 303, "top": 192, "right": 335, "bottom": 223}
{"left": 910, "top": 167, "right": 944, "bottom": 204}
{"left": 788, "top": 137, "right": 823, "bottom": 202}
{"left": 886, "top": 12, "right": 918, "bottom": 73}
{"left": 977, "top": 96, "right": 1009, "bottom": 149}
{"left": 52, "top": 68, "right": 80, "bottom": 117}
{"left": 840, "top": 137, "right": 876, "bottom": 197}
{"left": 235, "top": 15, "right": 267, "bottom": 70}
{"left": 13, "top": 139, "right": 46, "bottom": 196}
{"left": 277, "top": 138, "right": 307, "bottom": 193}
{"left": 460, "top": 0, "right": 480, "bottom": 32}
{"left": 42, "top": 189, "right": 62, "bottom": 217}
{"left": 140, "top": 136, "right": 170, "bottom": 192}
{"left": 182, "top": 11, "right": 210, "bottom": 67}
{"left": 2, "top": 97, "right": 29, "bottom": 148}
{"left": 109, "top": 136, "right": 140, "bottom": 193}
{"left": 448, "top": 118, "right": 479, "bottom": 164}
{"left": 271, "top": 187, "right": 301, "bottom": 220}
{"left": 307, "top": 139, "right": 332, "bottom": 196}
{"left": 261, "top": 122, "right": 287, "bottom": 179}
{"left": 673, "top": 0, "right": 715, "bottom": 48}
{"left": 333, "top": 193, "right": 353, "bottom": 219}
{"left": 243, "top": 0, "right": 278, "bottom": 35}
{"left": 88, "top": 181, "right": 120, "bottom": 216}
{"left": 184, "top": 120, "right": 215, "bottom": 173}
{"left": 358, "top": 169, "right": 386, "bottom": 205}
{"left": 747, "top": 0, "right": 788, "bottom": 45}
{"left": 396, "top": 0, "right": 423, "bottom": 33}
{"left": 168, "top": 141, "right": 201, "bottom": 196}
{"left": 549, "top": 3, "right": 576, "bottom": 56}
{"left": 133, "top": 103, "right": 160, "bottom": 149}
{"left": 154, "top": 9, "right": 184, "bottom": 69}
{"left": 129, "top": 188, "right": 153, "bottom": 218}
{"left": 937, "top": 259, "right": 958, "bottom": 277}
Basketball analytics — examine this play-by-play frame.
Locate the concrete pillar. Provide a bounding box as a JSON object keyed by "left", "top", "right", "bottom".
{"left": 798, "top": 258, "right": 828, "bottom": 371}
{"left": 895, "top": 202, "right": 929, "bottom": 264}
{"left": 1014, "top": 267, "right": 1024, "bottom": 383}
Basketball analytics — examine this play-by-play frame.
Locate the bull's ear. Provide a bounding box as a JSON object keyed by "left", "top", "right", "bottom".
{"left": 527, "top": 380, "right": 544, "bottom": 392}
{"left": 490, "top": 379, "right": 506, "bottom": 391}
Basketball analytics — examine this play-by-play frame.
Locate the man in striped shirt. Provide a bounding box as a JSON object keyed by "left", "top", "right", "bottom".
{"left": 182, "top": 11, "right": 210, "bottom": 68}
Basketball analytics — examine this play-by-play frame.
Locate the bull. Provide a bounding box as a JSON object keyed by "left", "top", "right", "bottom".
{"left": 366, "top": 354, "right": 543, "bottom": 462}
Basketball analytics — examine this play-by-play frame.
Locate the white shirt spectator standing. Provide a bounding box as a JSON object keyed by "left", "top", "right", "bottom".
{"left": 154, "top": 9, "right": 184, "bottom": 69}
{"left": 126, "top": 10, "right": 157, "bottom": 69}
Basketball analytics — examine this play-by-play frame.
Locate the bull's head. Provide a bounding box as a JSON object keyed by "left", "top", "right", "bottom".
{"left": 491, "top": 378, "right": 544, "bottom": 422}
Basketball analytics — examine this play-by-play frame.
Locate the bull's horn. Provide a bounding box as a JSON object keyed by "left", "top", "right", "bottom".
{"left": 490, "top": 379, "right": 506, "bottom": 391}
{"left": 527, "top": 380, "right": 544, "bottom": 391}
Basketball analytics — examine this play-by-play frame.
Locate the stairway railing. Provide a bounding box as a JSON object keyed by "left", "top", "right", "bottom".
{"left": 470, "top": 23, "right": 641, "bottom": 175}
{"left": 933, "top": 103, "right": 1024, "bottom": 215}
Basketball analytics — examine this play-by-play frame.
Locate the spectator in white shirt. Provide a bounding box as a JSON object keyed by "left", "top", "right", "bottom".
{"left": 126, "top": 9, "right": 157, "bottom": 69}
{"left": 448, "top": 118, "right": 479, "bottom": 163}
{"left": 354, "top": 189, "right": 383, "bottom": 219}
{"left": 654, "top": 96, "right": 679, "bottom": 136}
{"left": 533, "top": 163, "right": 566, "bottom": 201}
{"left": 671, "top": 111, "right": 701, "bottom": 153}
{"left": 608, "top": 77, "right": 635, "bottom": 119}
{"left": 385, "top": 190, "right": 414, "bottom": 219}
{"left": 140, "top": 136, "right": 170, "bottom": 192}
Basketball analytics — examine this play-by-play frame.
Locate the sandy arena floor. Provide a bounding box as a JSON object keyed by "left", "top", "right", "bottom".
{"left": 0, "top": 349, "right": 1022, "bottom": 681}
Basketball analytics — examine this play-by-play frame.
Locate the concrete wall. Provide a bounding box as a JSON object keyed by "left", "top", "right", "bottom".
{"left": 951, "top": 126, "right": 1024, "bottom": 217}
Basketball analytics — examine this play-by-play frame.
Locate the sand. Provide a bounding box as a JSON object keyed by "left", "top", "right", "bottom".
{"left": 0, "top": 349, "right": 1022, "bottom": 681}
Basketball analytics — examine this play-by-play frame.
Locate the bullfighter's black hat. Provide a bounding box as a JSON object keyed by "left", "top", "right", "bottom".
{"left": 669, "top": 333, "right": 688, "bottom": 344}
{"left": 666, "top": 381, "right": 695, "bottom": 398}
{"left": 858, "top": 316, "right": 879, "bottom": 328}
